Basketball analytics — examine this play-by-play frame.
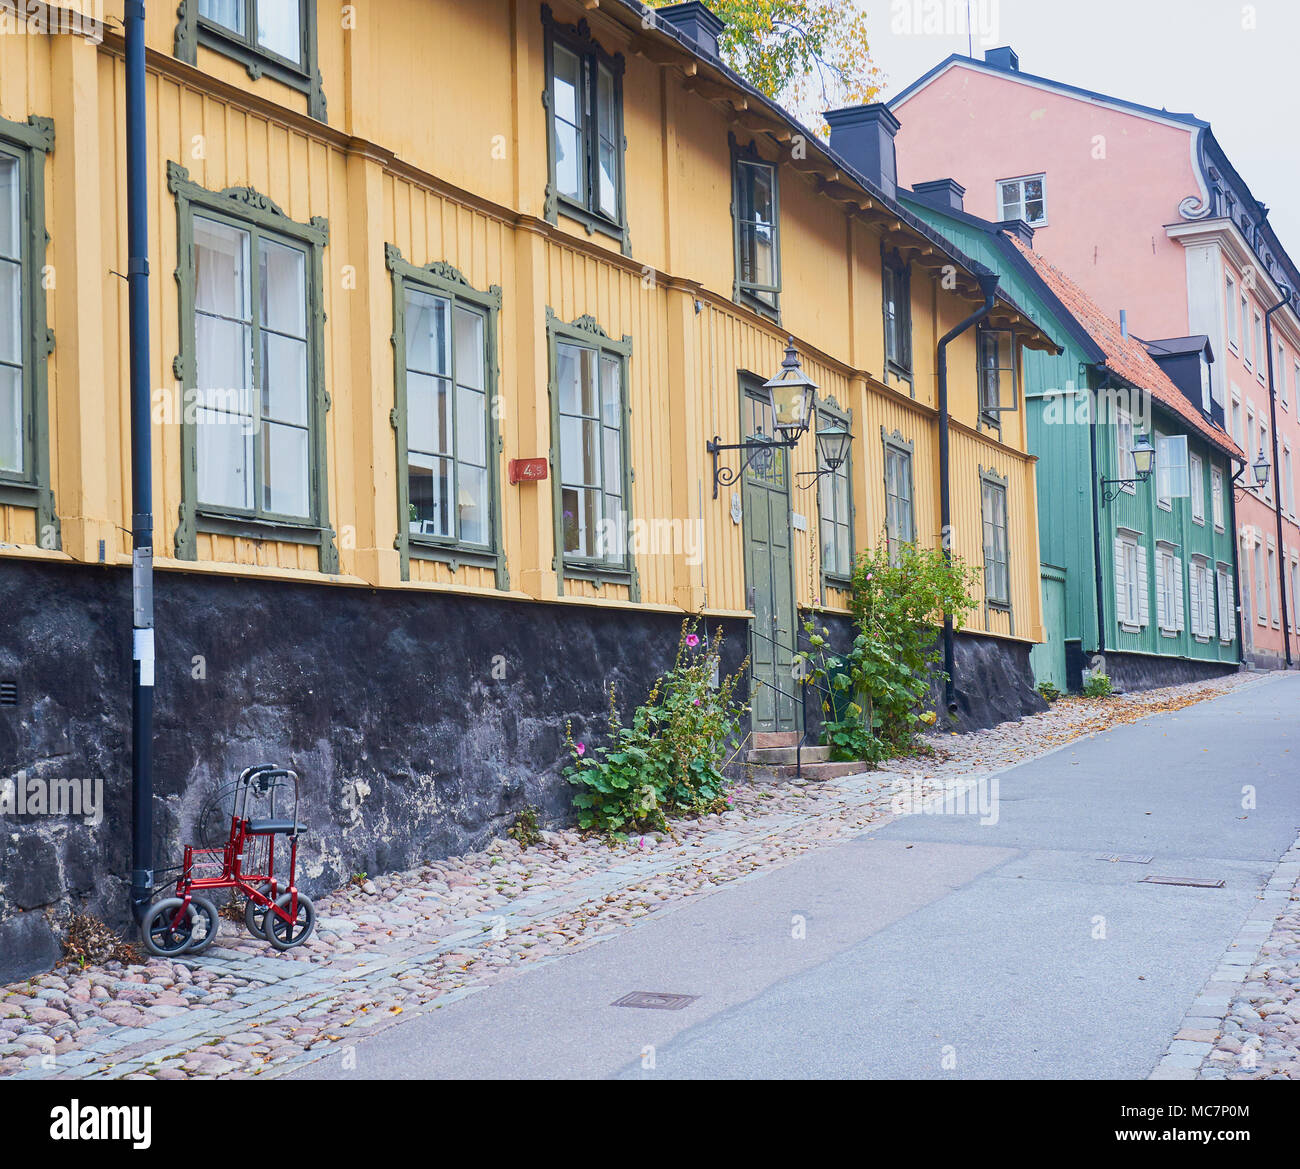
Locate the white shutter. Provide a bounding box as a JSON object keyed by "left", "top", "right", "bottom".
{"left": 1174, "top": 556, "right": 1185, "bottom": 632}
{"left": 1207, "top": 567, "right": 1218, "bottom": 640}
{"left": 1137, "top": 545, "right": 1150, "bottom": 626}
{"left": 1114, "top": 536, "right": 1128, "bottom": 621}
{"left": 1189, "top": 563, "right": 1203, "bottom": 637}
{"left": 1226, "top": 571, "right": 1236, "bottom": 641}
{"left": 1155, "top": 549, "right": 1168, "bottom": 631}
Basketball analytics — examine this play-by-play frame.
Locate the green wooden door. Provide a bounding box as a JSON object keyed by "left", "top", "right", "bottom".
{"left": 1030, "top": 565, "right": 1068, "bottom": 692}
{"left": 741, "top": 388, "right": 799, "bottom": 734}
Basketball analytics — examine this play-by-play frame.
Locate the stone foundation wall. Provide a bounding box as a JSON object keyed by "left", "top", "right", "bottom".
{"left": 0, "top": 559, "right": 747, "bottom": 981}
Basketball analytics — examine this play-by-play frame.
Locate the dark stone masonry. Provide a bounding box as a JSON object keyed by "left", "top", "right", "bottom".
{"left": 0, "top": 559, "right": 746, "bottom": 981}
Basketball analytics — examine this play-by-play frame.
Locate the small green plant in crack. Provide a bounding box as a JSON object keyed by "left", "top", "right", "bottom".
{"left": 507, "top": 806, "right": 544, "bottom": 849}
{"left": 350, "top": 872, "right": 369, "bottom": 888}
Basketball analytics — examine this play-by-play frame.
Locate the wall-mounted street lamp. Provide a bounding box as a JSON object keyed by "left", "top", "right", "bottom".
{"left": 708, "top": 339, "right": 848, "bottom": 498}
{"left": 1100, "top": 433, "right": 1156, "bottom": 503}
{"left": 1233, "top": 447, "right": 1272, "bottom": 496}
{"left": 797, "top": 423, "right": 853, "bottom": 491}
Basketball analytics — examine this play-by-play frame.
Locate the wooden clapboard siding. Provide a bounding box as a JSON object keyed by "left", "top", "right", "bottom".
{"left": 0, "top": 0, "right": 1046, "bottom": 647}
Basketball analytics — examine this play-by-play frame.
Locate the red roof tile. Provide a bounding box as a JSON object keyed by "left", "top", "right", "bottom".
{"left": 1006, "top": 235, "right": 1243, "bottom": 461}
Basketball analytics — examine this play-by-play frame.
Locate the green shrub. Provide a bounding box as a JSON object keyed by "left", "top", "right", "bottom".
{"left": 797, "top": 540, "right": 980, "bottom": 764}
{"left": 1037, "top": 681, "right": 1062, "bottom": 703}
{"left": 566, "top": 621, "right": 749, "bottom": 836}
{"left": 1083, "top": 671, "right": 1114, "bottom": 698}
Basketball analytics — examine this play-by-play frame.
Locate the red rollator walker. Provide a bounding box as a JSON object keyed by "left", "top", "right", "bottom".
{"left": 141, "top": 765, "right": 316, "bottom": 957}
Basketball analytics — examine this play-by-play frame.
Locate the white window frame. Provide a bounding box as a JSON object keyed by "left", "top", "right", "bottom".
{"left": 1254, "top": 541, "right": 1268, "bottom": 626}
{"left": 996, "top": 173, "right": 1047, "bottom": 227}
{"left": 1267, "top": 544, "right": 1280, "bottom": 627}
{"left": 1211, "top": 465, "right": 1226, "bottom": 531}
{"left": 1225, "top": 272, "right": 1239, "bottom": 352}
{"left": 1116, "top": 531, "right": 1143, "bottom": 630}
{"left": 1189, "top": 555, "right": 1213, "bottom": 642}
{"left": 1116, "top": 407, "right": 1136, "bottom": 495}
{"left": 1190, "top": 452, "right": 1204, "bottom": 524}
{"left": 1255, "top": 312, "right": 1266, "bottom": 383}
{"left": 1216, "top": 562, "right": 1235, "bottom": 644}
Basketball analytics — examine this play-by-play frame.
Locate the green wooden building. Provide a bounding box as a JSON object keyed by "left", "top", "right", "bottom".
{"left": 903, "top": 182, "right": 1244, "bottom": 691}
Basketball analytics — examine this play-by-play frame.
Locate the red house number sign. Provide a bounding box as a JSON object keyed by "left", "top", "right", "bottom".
{"left": 509, "top": 458, "right": 550, "bottom": 485}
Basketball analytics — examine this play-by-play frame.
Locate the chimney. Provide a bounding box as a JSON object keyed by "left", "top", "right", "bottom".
{"left": 984, "top": 46, "right": 1020, "bottom": 72}
{"left": 998, "top": 219, "right": 1035, "bottom": 246}
{"left": 656, "top": 2, "right": 726, "bottom": 61}
{"left": 912, "top": 178, "right": 966, "bottom": 213}
{"left": 825, "top": 103, "right": 901, "bottom": 200}
{"left": 1120, "top": 310, "right": 1129, "bottom": 339}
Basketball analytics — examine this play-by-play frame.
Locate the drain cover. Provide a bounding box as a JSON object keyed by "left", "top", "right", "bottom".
{"left": 1101, "top": 854, "right": 1153, "bottom": 864}
{"left": 612, "top": 991, "right": 698, "bottom": 1011}
{"left": 1141, "top": 875, "right": 1225, "bottom": 889}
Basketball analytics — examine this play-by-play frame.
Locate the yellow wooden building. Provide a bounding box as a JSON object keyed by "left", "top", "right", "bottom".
{"left": 0, "top": 1, "right": 1052, "bottom": 944}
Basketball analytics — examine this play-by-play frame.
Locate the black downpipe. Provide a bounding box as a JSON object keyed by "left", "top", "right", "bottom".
{"left": 938, "top": 272, "right": 1000, "bottom": 712}
{"left": 126, "top": 0, "right": 155, "bottom": 925}
{"left": 1264, "top": 288, "right": 1293, "bottom": 667}
{"left": 1087, "top": 369, "right": 1108, "bottom": 657}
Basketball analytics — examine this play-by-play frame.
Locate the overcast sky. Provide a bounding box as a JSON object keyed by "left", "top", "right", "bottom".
{"left": 860, "top": 0, "right": 1300, "bottom": 252}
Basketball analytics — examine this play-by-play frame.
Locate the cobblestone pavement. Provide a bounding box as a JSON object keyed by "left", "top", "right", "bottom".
{"left": 0, "top": 671, "right": 1268, "bottom": 1081}
{"left": 1152, "top": 835, "right": 1300, "bottom": 1081}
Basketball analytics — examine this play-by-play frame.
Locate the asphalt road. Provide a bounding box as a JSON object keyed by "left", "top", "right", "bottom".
{"left": 292, "top": 672, "right": 1300, "bottom": 1080}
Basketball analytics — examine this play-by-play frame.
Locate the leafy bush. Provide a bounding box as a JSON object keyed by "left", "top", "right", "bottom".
{"left": 1083, "top": 671, "right": 1114, "bottom": 698}
{"left": 797, "top": 540, "right": 979, "bottom": 763}
{"left": 566, "top": 622, "right": 749, "bottom": 836}
{"left": 1037, "top": 681, "right": 1062, "bottom": 703}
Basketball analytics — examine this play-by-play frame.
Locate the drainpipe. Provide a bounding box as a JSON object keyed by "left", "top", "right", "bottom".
{"left": 1263, "top": 287, "right": 1293, "bottom": 667}
{"left": 126, "top": 0, "right": 155, "bottom": 924}
{"left": 1229, "top": 483, "right": 1246, "bottom": 666}
{"left": 938, "top": 271, "right": 1000, "bottom": 712}
{"left": 1087, "top": 368, "right": 1108, "bottom": 659}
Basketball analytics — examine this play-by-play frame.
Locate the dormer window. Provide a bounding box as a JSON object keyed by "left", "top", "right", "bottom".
{"left": 997, "top": 174, "right": 1047, "bottom": 226}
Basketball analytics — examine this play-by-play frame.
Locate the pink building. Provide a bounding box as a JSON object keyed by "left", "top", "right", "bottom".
{"left": 890, "top": 47, "right": 1300, "bottom": 670}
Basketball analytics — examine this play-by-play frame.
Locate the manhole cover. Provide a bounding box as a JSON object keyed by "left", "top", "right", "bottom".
{"left": 1101, "top": 854, "right": 1153, "bottom": 864}
{"left": 612, "top": 992, "right": 699, "bottom": 1011}
{"left": 1141, "top": 875, "right": 1225, "bottom": 889}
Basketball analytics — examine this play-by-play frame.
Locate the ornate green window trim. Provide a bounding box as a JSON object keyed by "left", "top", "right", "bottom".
{"left": 541, "top": 4, "right": 630, "bottom": 255}
{"left": 546, "top": 309, "right": 637, "bottom": 599}
{"left": 882, "top": 248, "right": 913, "bottom": 390}
{"left": 175, "top": 0, "right": 327, "bottom": 122}
{"left": 979, "top": 464, "right": 1012, "bottom": 619}
{"left": 730, "top": 134, "right": 782, "bottom": 323}
{"left": 386, "top": 245, "right": 507, "bottom": 589}
{"left": 882, "top": 427, "right": 915, "bottom": 564}
{"left": 817, "top": 397, "right": 853, "bottom": 590}
{"left": 169, "top": 161, "right": 337, "bottom": 571}
{"left": 0, "top": 113, "right": 57, "bottom": 547}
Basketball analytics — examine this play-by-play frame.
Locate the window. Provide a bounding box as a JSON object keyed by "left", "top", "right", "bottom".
{"left": 1231, "top": 388, "right": 1243, "bottom": 447}
{"left": 883, "top": 254, "right": 912, "bottom": 385}
{"left": 997, "top": 174, "right": 1047, "bottom": 226}
{"left": 170, "top": 162, "right": 336, "bottom": 568}
{"left": 1277, "top": 342, "right": 1288, "bottom": 408}
{"left": 977, "top": 326, "right": 1017, "bottom": 426}
{"left": 1254, "top": 541, "right": 1267, "bottom": 625}
{"left": 816, "top": 404, "right": 853, "bottom": 582}
{"left": 1292, "top": 359, "right": 1299, "bottom": 412}
{"left": 1155, "top": 544, "right": 1184, "bottom": 635}
{"left": 177, "top": 0, "right": 325, "bottom": 120}
{"left": 1189, "top": 556, "right": 1214, "bottom": 641}
{"left": 0, "top": 113, "right": 56, "bottom": 544}
{"left": 1241, "top": 295, "right": 1251, "bottom": 366}
{"left": 388, "top": 248, "right": 505, "bottom": 585}
{"left": 1199, "top": 352, "right": 1212, "bottom": 411}
{"left": 548, "top": 312, "right": 634, "bottom": 592}
{"left": 543, "top": 9, "right": 627, "bottom": 251}
{"left": 1225, "top": 273, "right": 1239, "bottom": 351}
{"left": 1155, "top": 433, "right": 1188, "bottom": 509}
{"left": 1285, "top": 445, "right": 1295, "bottom": 517}
{"left": 1260, "top": 422, "right": 1271, "bottom": 501}
{"left": 1255, "top": 313, "right": 1265, "bottom": 381}
{"left": 1189, "top": 452, "right": 1205, "bottom": 524}
{"left": 1291, "top": 557, "right": 1299, "bottom": 632}
{"left": 731, "top": 142, "right": 781, "bottom": 318}
{"left": 883, "top": 429, "right": 915, "bottom": 563}
{"left": 1115, "top": 407, "right": 1136, "bottom": 494}
{"left": 1115, "top": 531, "right": 1146, "bottom": 629}
{"left": 1267, "top": 545, "right": 1279, "bottom": 626}
{"left": 980, "top": 469, "right": 1010, "bottom": 608}
{"left": 1246, "top": 406, "right": 1257, "bottom": 468}
{"left": 1211, "top": 465, "right": 1225, "bottom": 531}
{"left": 1216, "top": 563, "right": 1235, "bottom": 643}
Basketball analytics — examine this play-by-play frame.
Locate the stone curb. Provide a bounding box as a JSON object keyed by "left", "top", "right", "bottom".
{"left": 1148, "top": 832, "right": 1300, "bottom": 1081}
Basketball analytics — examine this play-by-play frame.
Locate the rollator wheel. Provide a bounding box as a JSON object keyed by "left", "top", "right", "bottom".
{"left": 185, "top": 896, "right": 221, "bottom": 955}
{"left": 141, "top": 897, "right": 203, "bottom": 957}
{"left": 264, "top": 892, "right": 316, "bottom": 952}
{"left": 244, "top": 884, "right": 276, "bottom": 938}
